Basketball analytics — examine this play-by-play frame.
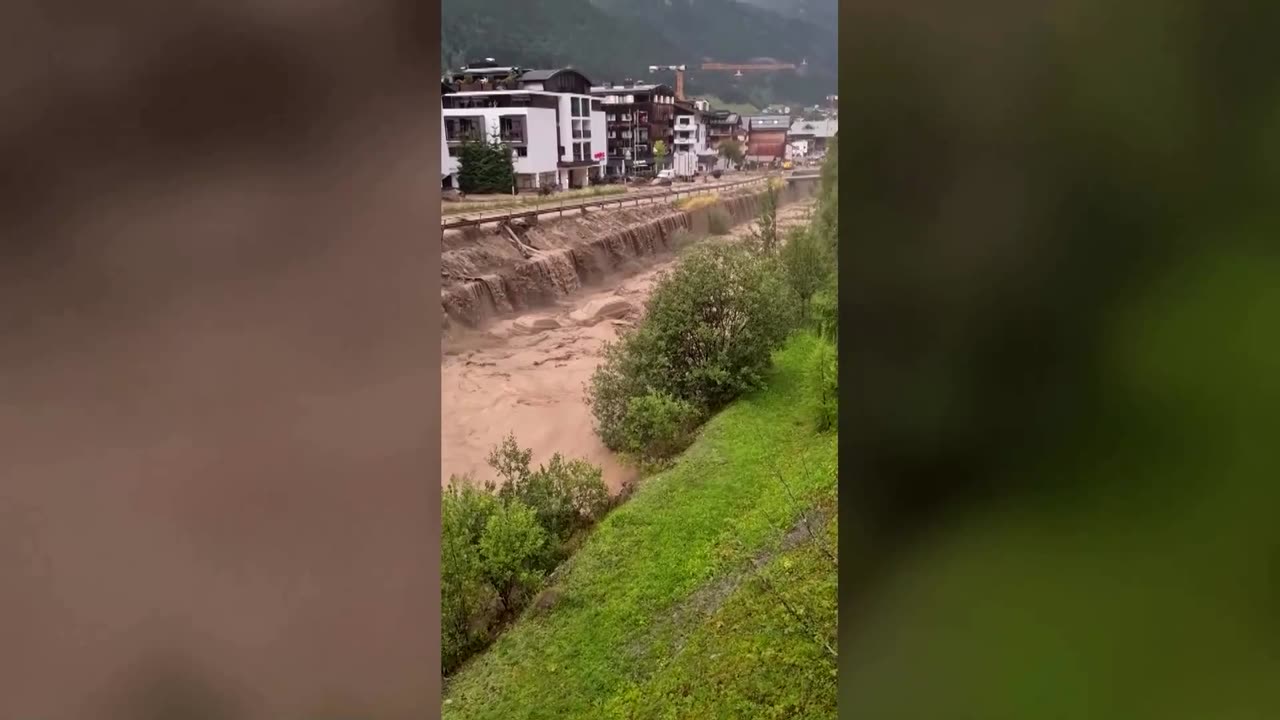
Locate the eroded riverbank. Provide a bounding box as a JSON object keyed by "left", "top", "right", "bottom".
{"left": 441, "top": 197, "right": 818, "bottom": 492}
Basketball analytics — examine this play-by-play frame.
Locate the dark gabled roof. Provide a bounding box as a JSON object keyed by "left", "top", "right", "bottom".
{"left": 518, "top": 68, "right": 595, "bottom": 94}
{"left": 518, "top": 69, "right": 558, "bottom": 81}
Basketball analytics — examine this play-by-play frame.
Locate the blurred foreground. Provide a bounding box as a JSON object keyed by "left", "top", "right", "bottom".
{"left": 839, "top": 1, "right": 1280, "bottom": 716}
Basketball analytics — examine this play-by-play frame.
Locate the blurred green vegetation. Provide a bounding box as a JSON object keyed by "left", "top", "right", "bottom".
{"left": 838, "top": 1, "right": 1280, "bottom": 717}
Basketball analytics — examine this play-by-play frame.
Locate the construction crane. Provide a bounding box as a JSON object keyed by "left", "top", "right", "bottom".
{"left": 648, "top": 64, "right": 686, "bottom": 100}
{"left": 700, "top": 61, "right": 798, "bottom": 73}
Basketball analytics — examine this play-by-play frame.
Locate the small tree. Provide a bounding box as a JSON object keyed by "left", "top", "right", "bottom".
{"left": 458, "top": 131, "right": 516, "bottom": 194}
{"left": 779, "top": 224, "right": 834, "bottom": 319}
{"left": 718, "top": 139, "right": 744, "bottom": 169}
{"left": 478, "top": 501, "right": 547, "bottom": 613}
{"left": 652, "top": 139, "right": 669, "bottom": 171}
{"left": 748, "top": 182, "right": 780, "bottom": 254}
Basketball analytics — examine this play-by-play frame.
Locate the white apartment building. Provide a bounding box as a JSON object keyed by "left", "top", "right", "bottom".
{"left": 441, "top": 66, "right": 607, "bottom": 191}
{"left": 672, "top": 102, "right": 711, "bottom": 176}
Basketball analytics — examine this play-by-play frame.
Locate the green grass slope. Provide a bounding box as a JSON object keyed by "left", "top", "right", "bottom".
{"left": 443, "top": 334, "right": 838, "bottom": 719}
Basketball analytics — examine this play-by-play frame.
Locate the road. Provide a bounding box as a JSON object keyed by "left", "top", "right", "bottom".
{"left": 440, "top": 172, "right": 783, "bottom": 230}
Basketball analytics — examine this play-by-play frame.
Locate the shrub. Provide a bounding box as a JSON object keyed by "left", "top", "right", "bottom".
{"left": 442, "top": 476, "right": 500, "bottom": 672}
{"left": 587, "top": 326, "right": 667, "bottom": 451}
{"left": 489, "top": 433, "right": 610, "bottom": 546}
{"left": 537, "top": 453, "right": 611, "bottom": 526}
{"left": 810, "top": 276, "right": 839, "bottom": 345}
{"left": 588, "top": 244, "right": 797, "bottom": 449}
{"left": 678, "top": 194, "right": 720, "bottom": 212}
{"left": 641, "top": 244, "right": 797, "bottom": 408}
{"left": 707, "top": 207, "right": 732, "bottom": 235}
{"left": 809, "top": 339, "right": 839, "bottom": 432}
{"left": 618, "top": 391, "right": 701, "bottom": 469}
{"left": 478, "top": 501, "right": 548, "bottom": 613}
{"left": 441, "top": 438, "right": 610, "bottom": 674}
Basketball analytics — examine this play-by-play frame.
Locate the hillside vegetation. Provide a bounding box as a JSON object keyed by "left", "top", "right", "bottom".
{"left": 441, "top": 0, "right": 837, "bottom": 107}
{"left": 442, "top": 335, "right": 837, "bottom": 719}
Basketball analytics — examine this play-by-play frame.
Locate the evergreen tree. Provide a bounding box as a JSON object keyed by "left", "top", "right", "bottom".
{"left": 458, "top": 132, "right": 517, "bottom": 194}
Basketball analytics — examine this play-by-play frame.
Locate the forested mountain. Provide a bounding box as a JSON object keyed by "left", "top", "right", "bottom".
{"left": 441, "top": 0, "right": 837, "bottom": 107}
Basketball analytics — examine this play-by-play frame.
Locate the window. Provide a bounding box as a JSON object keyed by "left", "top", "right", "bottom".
{"left": 448, "top": 147, "right": 462, "bottom": 157}
{"left": 498, "top": 115, "right": 526, "bottom": 143}
{"left": 572, "top": 119, "right": 583, "bottom": 140}
{"left": 571, "top": 97, "right": 580, "bottom": 116}
{"left": 637, "top": 111, "right": 649, "bottom": 124}
{"left": 573, "top": 142, "right": 583, "bottom": 162}
{"left": 444, "top": 116, "right": 484, "bottom": 142}
{"left": 514, "top": 146, "right": 528, "bottom": 157}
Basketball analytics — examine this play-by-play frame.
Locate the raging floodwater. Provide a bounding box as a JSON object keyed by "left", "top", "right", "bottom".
{"left": 441, "top": 198, "right": 818, "bottom": 493}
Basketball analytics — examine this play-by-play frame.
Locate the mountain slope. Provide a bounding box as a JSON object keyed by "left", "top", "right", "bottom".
{"left": 442, "top": 0, "right": 837, "bottom": 106}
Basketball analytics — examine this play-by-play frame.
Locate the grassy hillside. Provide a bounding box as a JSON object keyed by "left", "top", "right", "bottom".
{"left": 442, "top": 334, "right": 838, "bottom": 719}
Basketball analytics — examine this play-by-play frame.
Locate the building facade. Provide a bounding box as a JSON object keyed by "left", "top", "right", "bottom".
{"left": 590, "top": 81, "right": 677, "bottom": 177}
{"left": 787, "top": 118, "right": 838, "bottom": 160}
{"left": 703, "top": 110, "right": 747, "bottom": 168}
{"left": 744, "top": 115, "right": 790, "bottom": 165}
{"left": 441, "top": 63, "right": 606, "bottom": 191}
{"left": 672, "top": 100, "right": 712, "bottom": 176}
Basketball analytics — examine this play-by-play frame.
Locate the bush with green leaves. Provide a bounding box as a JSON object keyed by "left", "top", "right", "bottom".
{"left": 478, "top": 501, "right": 547, "bottom": 612}
{"left": 617, "top": 391, "right": 701, "bottom": 468}
{"left": 441, "top": 436, "right": 611, "bottom": 674}
{"left": 488, "top": 434, "right": 610, "bottom": 547}
{"left": 588, "top": 243, "right": 797, "bottom": 456}
{"left": 779, "top": 224, "right": 835, "bottom": 320}
{"left": 442, "top": 476, "right": 500, "bottom": 672}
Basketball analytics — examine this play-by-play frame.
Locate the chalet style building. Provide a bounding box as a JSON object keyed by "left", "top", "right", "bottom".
{"left": 744, "top": 115, "right": 790, "bottom": 165}
{"left": 788, "top": 118, "right": 838, "bottom": 160}
{"left": 589, "top": 81, "right": 677, "bottom": 177}
{"left": 441, "top": 59, "right": 606, "bottom": 190}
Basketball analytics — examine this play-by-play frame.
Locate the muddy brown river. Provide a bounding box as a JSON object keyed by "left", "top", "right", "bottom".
{"left": 441, "top": 198, "right": 817, "bottom": 492}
